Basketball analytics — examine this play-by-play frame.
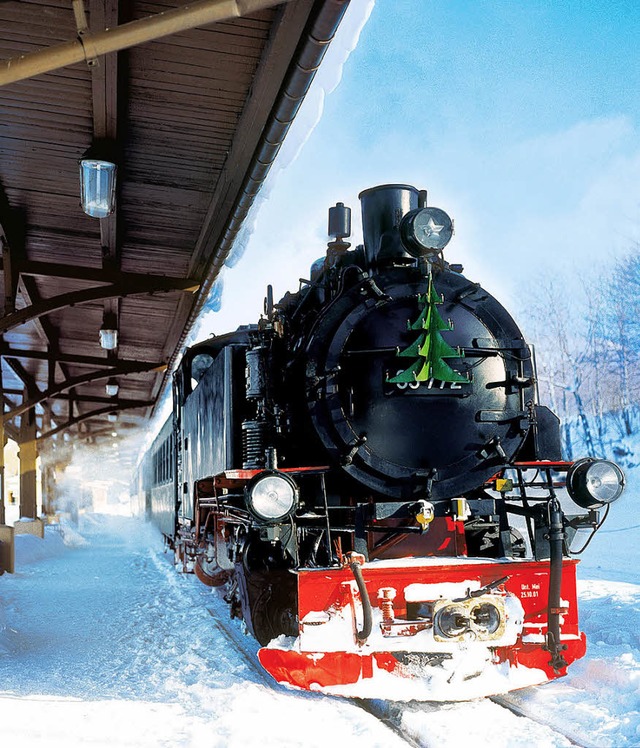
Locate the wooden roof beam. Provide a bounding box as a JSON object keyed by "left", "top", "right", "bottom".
{"left": 1, "top": 258, "right": 199, "bottom": 288}
{"left": 88, "top": 0, "right": 122, "bottom": 365}
{"left": 0, "top": 344, "right": 162, "bottom": 370}
{"left": 0, "top": 187, "right": 25, "bottom": 317}
{"left": 89, "top": 0, "right": 120, "bottom": 261}
{"left": 4, "top": 356, "right": 39, "bottom": 399}
{"left": 1, "top": 227, "right": 18, "bottom": 317}
{"left": 18, "top": 274, "right": 75, "bottom": 395}
{"left": 54, "top": 393, "right": 154, "bottom": 407}
{"left": 3, "top": 355, "right": 58, "bottom": 426}
{"left": 37, "top": 401, "right": 153, "bottom": 444}
{"left": 0, "top": 276, "right": 199, "bottom": 335}
{"left": 3, "top": 360, "right": 166, "bottom": 423}
{"left": 2, "top": 275, "right": 68, "bottom": 439}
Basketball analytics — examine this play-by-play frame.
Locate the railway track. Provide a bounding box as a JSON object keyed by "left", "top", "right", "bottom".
{"left": 202, "top": 589, "right": 273, "bottom": 687}
{"left": 356, "top": 694, "right": 585, "bottom": 747}
{"left": 490, "top": 694, "right": 587, "bottom": 747}
{"left": 355, "top": 699, "right": 427, "bottom": 748}
{"left": 199, "top": 585, "right": 420, "bottom": 745}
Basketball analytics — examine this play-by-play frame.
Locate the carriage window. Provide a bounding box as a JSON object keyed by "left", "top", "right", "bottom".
{"left": 190, "top": 352, "right": 215, "bottom": 390}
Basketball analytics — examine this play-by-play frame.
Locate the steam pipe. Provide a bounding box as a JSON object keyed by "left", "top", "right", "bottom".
{"left": 0, "top": 0, "right": 291, "bottom": 87}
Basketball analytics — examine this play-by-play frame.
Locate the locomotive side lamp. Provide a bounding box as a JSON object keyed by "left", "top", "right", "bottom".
{"left": 79, "top": 143, "right": 117, "bottom": 218}
{"left": 245, "top": 470, "right": 298, "bottom": 523}
{"left": 566, "top": 458, "right": 625, "bottom": 509}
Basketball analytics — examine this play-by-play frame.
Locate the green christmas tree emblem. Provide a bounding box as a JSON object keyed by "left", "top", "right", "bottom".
{"left": 388, "top": 275, "right": 469, "bottom": 384}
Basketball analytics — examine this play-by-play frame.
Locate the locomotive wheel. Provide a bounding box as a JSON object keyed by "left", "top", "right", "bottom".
{"left": 238, "top": 565, "right": 298, "bottom": 645}
{"left": 251, "top": 595, "right": 298, "bottom": 645}
{"left": 194, "top": 553, "right": 231, "bottom": 587}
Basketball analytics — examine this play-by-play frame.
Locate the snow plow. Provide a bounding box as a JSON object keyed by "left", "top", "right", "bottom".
{"left": 257, "top": 556, "right": 587, "bottom": 700}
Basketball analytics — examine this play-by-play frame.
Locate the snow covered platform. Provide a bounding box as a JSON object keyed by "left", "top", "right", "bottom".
{"left": 0, "top": 516, "right": 409, "bottom": 747}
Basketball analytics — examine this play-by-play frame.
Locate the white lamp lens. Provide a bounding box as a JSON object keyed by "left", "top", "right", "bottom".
{"left": 80, "top": 159, "right": 117, "bottom": 218}
{"left": 435, "top": 604, "right": 469, "bottom": 638}
{"left": 586, "top": 461, "right": 624, "bottom": 503}
{"left": 249, "top": 475, "right": 295, "bottom": 520}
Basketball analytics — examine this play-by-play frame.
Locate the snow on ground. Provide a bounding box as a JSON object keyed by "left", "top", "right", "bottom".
{"left": 0, "top": 489, "right": 638, "bottom": 747}
{"left": 0, "top": 515, "right": 407, "bottom": 748}
{"left": 488, "top": 468, "right": 640, "bottom": 747}
{"left": 378, "top": 568, "right": 640, "bottom": 748}
{"left": 496, "top": 578, "right": 640, "bottom": 748}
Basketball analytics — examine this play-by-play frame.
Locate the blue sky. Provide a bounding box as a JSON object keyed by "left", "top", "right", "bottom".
{"left": 196, "top": 0, "right": 640, "bottom": 338}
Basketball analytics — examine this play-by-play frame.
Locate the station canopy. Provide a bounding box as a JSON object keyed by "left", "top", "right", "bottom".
{"left": 0, "top": 0, "right": 347, "bottom": 466}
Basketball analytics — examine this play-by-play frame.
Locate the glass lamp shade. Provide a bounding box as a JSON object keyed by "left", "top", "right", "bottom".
{"left": 79, "top": 159, "right": 117, "bottom": 218}
{"left": 105, "top": 380, "right": 119, "bottom": 397}
{"left": 99, "top": 327, "right": 118, "bottom": 350}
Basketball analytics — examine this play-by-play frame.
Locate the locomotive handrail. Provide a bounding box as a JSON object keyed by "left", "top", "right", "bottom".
{"left": 513, "top": 461, "right": 574, "bottom": 469}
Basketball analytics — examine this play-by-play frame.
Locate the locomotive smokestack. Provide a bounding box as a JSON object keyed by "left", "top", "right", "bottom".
{"left": 358, "top": 184, "right": 421, "bottom": 267}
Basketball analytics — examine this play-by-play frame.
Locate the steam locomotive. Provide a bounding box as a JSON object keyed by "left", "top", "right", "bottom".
{"left": 137, "top": 184, "right": 625, "bottom": 700}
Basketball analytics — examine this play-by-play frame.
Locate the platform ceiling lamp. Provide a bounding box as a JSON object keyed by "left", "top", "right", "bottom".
{"left": 99, "top": 312, "right": 118, "bottom": 350}
{"left": 79, "top": 142, "right": 117, "bottom": 218}
{"left": 105, "top": 378, "right": 119, "bottom": 397}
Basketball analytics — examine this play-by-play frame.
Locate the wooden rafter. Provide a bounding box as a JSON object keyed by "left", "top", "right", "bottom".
{"left": 4, "top": 357, "right": 39, "bottom": 398}
{"left": 19, "top": 275, "right": 69, "bottom": 383}
{"left": 55, "top": 393, "right": 153, "bottom": 407}
{"left": 37, "top": 400, "right": 155, "bottom": 443}
{"left": 5, "top": 259, "right": 199, "bottom": 287}
{"left": 0, "top": 345, "right": 160, "bottom": 370}
{"left": 3, "top": 360, "right": 166, "bottom": 423}
{"left": 0, "top": 276, "right": 199, "bottom": 335}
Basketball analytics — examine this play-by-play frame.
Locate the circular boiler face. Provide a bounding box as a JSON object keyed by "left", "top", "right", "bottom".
{"left": 309, "top": 270, "right": 534, "bottom": 499}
